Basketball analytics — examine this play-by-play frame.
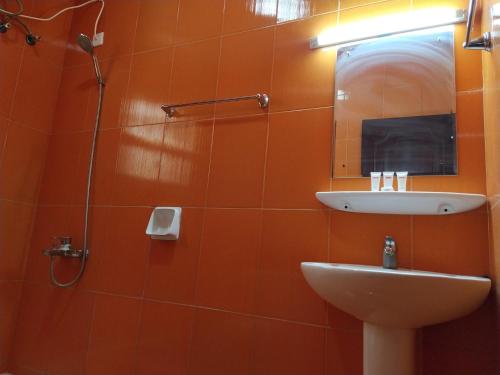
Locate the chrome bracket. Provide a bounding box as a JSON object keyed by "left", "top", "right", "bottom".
{"left": 463, "top": 0, "right": 492, "bottom": 51}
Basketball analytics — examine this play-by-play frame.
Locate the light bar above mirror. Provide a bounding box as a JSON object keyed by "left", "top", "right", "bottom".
{"left": 310, "top": 8, "right": 466, "bottom": 49}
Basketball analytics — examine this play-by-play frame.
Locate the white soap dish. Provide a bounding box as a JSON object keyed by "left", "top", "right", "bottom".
{"left": 146, "top": 207, "right": 182, "bottom": 240}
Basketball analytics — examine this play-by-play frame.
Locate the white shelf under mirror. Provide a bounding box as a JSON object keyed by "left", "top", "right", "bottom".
{"left": 316, "top": 191, "right": 486, "bottom": 215}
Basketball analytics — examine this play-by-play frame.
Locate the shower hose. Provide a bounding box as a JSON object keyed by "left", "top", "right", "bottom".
{"left": 50, "top": 81, "right": 104, "bottom": 287}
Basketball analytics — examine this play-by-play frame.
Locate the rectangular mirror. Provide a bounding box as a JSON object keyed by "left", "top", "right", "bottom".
{"left": 333, "top": 27, "right": 457, "bottom": 178}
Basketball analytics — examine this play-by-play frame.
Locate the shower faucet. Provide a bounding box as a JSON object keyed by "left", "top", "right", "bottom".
{"left": 43, "top": 236, "right": 85, "bottom": 258}
{"left": 383, "top": 235, "right": 397, "bottom": 269}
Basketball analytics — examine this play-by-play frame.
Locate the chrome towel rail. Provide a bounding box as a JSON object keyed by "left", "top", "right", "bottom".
{"left": 161, "top": 93, "right": 270, "bottom": 118}
{"left": 463, "top": 0, "right": 492, "bottom": 51}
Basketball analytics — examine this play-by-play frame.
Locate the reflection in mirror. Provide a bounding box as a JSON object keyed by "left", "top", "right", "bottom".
{"left": 333, "top": 26, "right": 457, "bottom": 178}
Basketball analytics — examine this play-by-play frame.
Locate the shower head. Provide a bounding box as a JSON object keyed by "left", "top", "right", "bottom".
{"left": 77, "top": 33, "right": 94, "bottom": 55}
{"left": 77, "top": 33, "right": 104, "bottom": 85}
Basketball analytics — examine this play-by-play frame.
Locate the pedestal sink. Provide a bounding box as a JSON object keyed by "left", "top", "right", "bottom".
{"left": 301, "top": 262, "right": 491, "bottom": 375}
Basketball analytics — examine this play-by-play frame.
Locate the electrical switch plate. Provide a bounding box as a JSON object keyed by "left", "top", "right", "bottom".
{"left": 92, "top": 32, "right": 104, "bottom": 47}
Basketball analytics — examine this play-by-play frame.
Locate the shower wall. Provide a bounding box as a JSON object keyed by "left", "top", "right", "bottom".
{"left": 5, "top": 0, "right": 497, "bottom": 375}
{"left": 482, "top": 0, "right": 500, "bottom": 361}
{"left": 0, "top": 0, "right": 73, "bottom": 371}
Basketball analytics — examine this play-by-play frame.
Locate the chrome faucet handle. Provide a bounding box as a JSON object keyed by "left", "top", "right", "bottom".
{"left": 53, "top": 236, "right": 72, "bottom": 245}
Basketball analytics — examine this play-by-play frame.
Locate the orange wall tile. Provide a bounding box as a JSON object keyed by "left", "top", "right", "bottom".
{"left": 256, "top": 210, "right": 329, "bottom": 324}
{"left": 253, "top": 318, "right": 325, "bottom": 374}
{"left": 85, "top": 295, "right": 141, "bottom": 375}
{"left": 195, "top": 209, "right": 262, "bottom": 313}
{"left": 207, "top": 115, "right": 268, "bottom": 207}
{"left": 264, "top": 108, "right": 332, "bottom": 208}
{"left": 481, "top": 2, "right": 500, "bottom": 371}
{"left": 188, "top": 308, "right": 253, "bottom": 375}
{"left": 0, "top": 281, "right": 22, "bottom": 370}
{"left": 0, "top": 0, "right": 72, "bottom": 371}
{"left": 216, "top": 27, "right": 274, "bottom": 117}
{"left": 134, "top": 0, "right": 179, "bottom": 53}
{"left": 482, "top": 0, "right": 500, "bottom": 282}
{"left": 175, "top": 0, "right": 224, "bottom": 44}
{"left": 155, "top": 119, "right": 213, "bottom": 206}
{"left": 168, "top": 38, "right": 221, "bottom": 121}
{"left": 137, "top": 301, "right": 194, "bottom": 375}
{"left": 6, "top": 0, "right": 496, "bottom": 374}
{"left": 124, "top": 48, "right": 173, "bottom": 126}
{"left": 223, "top": 0, "right": 278, "bottom": 33}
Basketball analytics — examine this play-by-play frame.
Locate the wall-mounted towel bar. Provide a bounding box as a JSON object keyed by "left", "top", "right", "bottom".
{"left": 463, "top": 0, "right": 492, "bottom": 51}
{"left": 161, "top": 93, "right": 270, "bottom": 118}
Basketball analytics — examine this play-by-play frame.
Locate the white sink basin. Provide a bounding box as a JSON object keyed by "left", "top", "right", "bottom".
{"left": 301, "top": 262, "right": 490, "bottom": 329}
{"left": 301, "top": 262, "right": 491, "bottom": 375}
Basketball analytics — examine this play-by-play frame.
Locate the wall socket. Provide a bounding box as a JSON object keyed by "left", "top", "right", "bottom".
{"left": 92, "top": 32, "right": 104, "bottom": 47}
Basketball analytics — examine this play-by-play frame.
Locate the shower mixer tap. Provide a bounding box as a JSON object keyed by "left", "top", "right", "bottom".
{"left": 43, "top": 236, "right": 85, "bottom": 258}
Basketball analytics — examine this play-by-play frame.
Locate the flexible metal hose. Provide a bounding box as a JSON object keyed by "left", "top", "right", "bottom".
{"left": 0, "top": 0, "right": 24, "bottom": 17}
{"left": 10, "top": 15, "right": 33, "bottom": 36}
{"left": 50, "top": 80, "right": 104, "bottom": 288}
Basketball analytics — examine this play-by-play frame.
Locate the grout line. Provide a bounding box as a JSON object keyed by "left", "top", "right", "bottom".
{"left": 165, "top": 2, "right": 179, "bottom": 116}
{"left": 4, "top": 281, "right": 27, "bottom": 372}
{"left": 0, "top": 197, "right": 36, "bottom": 207}
{"left": 119, "top": 1, "right": 143, "bottom": 130}
{"left": 172, "top": 0, "right": 183, "bottom": 49}
{"left": 132, "top": 296, "right": 145, "bottom": 375}
{"left": 6, "top": 118, "right": 54, "bottom": 137}
{"left": 78, "top": 56, "right": 95, "bottom": 137}
{"left": 137, "top": 127, "right": 167, "bottom": 299}
{"left": 202, "top": 119, "right": 216, "bottom": 207}
{"left": 260, "top": 114, "right": 271, "bottom": 208}
{"left": 323, "top": 322, "right": 328, "bottom": 375}
{"left": 57, "top": 1, "right": 76, "bottom": 70}
{"left": 259, "top": 24, "right": 277, "bottom": 209}
{"left": 457, "top": 88, "right": 484, "bottom": 95}
{"left": 186, "top": 8, "right": 229, "bottom": 373}
{"left": 82, "top": 292, "right": 98, "bottom": 375}
{"left": 117, "top": 53, "right": 135, "bottom": 130}
{"left": 201, "top": 33, "right": 224, "bottom": 206}
{"left": 60, "top": 0, "right": 397, "bottom": 71}
{"left": 184, "top": 304, "right": 198, "bottom": 375}
{"left": 49, "top": 105, "right": 337, "bottom": 135}
{"left": 338, "top": 0, "right": 395, "bottom": 12}
{"left": 249, "top": 208, "right": 266, "bottom": 355}
{"left": 59, "top": 0, "right": 467, "bottom": 73}
{"left": 20, "top": 278, "right": 360, "bottom": 332}
{"left": 8, "top": 38, "right": 27, "bottom": 119}
{"left": 336, "top": 0, "right": 341, "bottom": 25}
{"left": 37, "top": 203, "right": 331, "bottom": 212}
{"left": 190, "top": 207, "right": 209, "bottom": 331}
{"left": 108, "top": 126, "right": 124, "bottom": 206}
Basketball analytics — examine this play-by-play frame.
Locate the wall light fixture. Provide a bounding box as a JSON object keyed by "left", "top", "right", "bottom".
{"left": 310, "top": 8, "right": 466, "bottom": 49}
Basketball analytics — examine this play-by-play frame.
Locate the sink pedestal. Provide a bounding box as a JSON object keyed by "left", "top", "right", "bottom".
{"left": 301, "top": 263, "right": 491, "bottom": 375}
{"left": 364, "top": 323, "right": 415, "bottom": 375}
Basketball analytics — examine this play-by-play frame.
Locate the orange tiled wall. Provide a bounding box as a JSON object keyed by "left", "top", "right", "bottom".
{"left": 0, "top": 0, "right": 73, "bottom": 371}
{"left": 482, "top": 0, "right": 500, "bottom": 363}
{"left": 483, "top": 0, "right": 500, "bottom": 284}
{"left": 6, "top": 0, "right": 497, "bottom": 374}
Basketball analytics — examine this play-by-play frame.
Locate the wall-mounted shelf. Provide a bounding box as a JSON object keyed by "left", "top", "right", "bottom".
{"left": 316, "top": 191, "right": 486, "bottom": 215}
